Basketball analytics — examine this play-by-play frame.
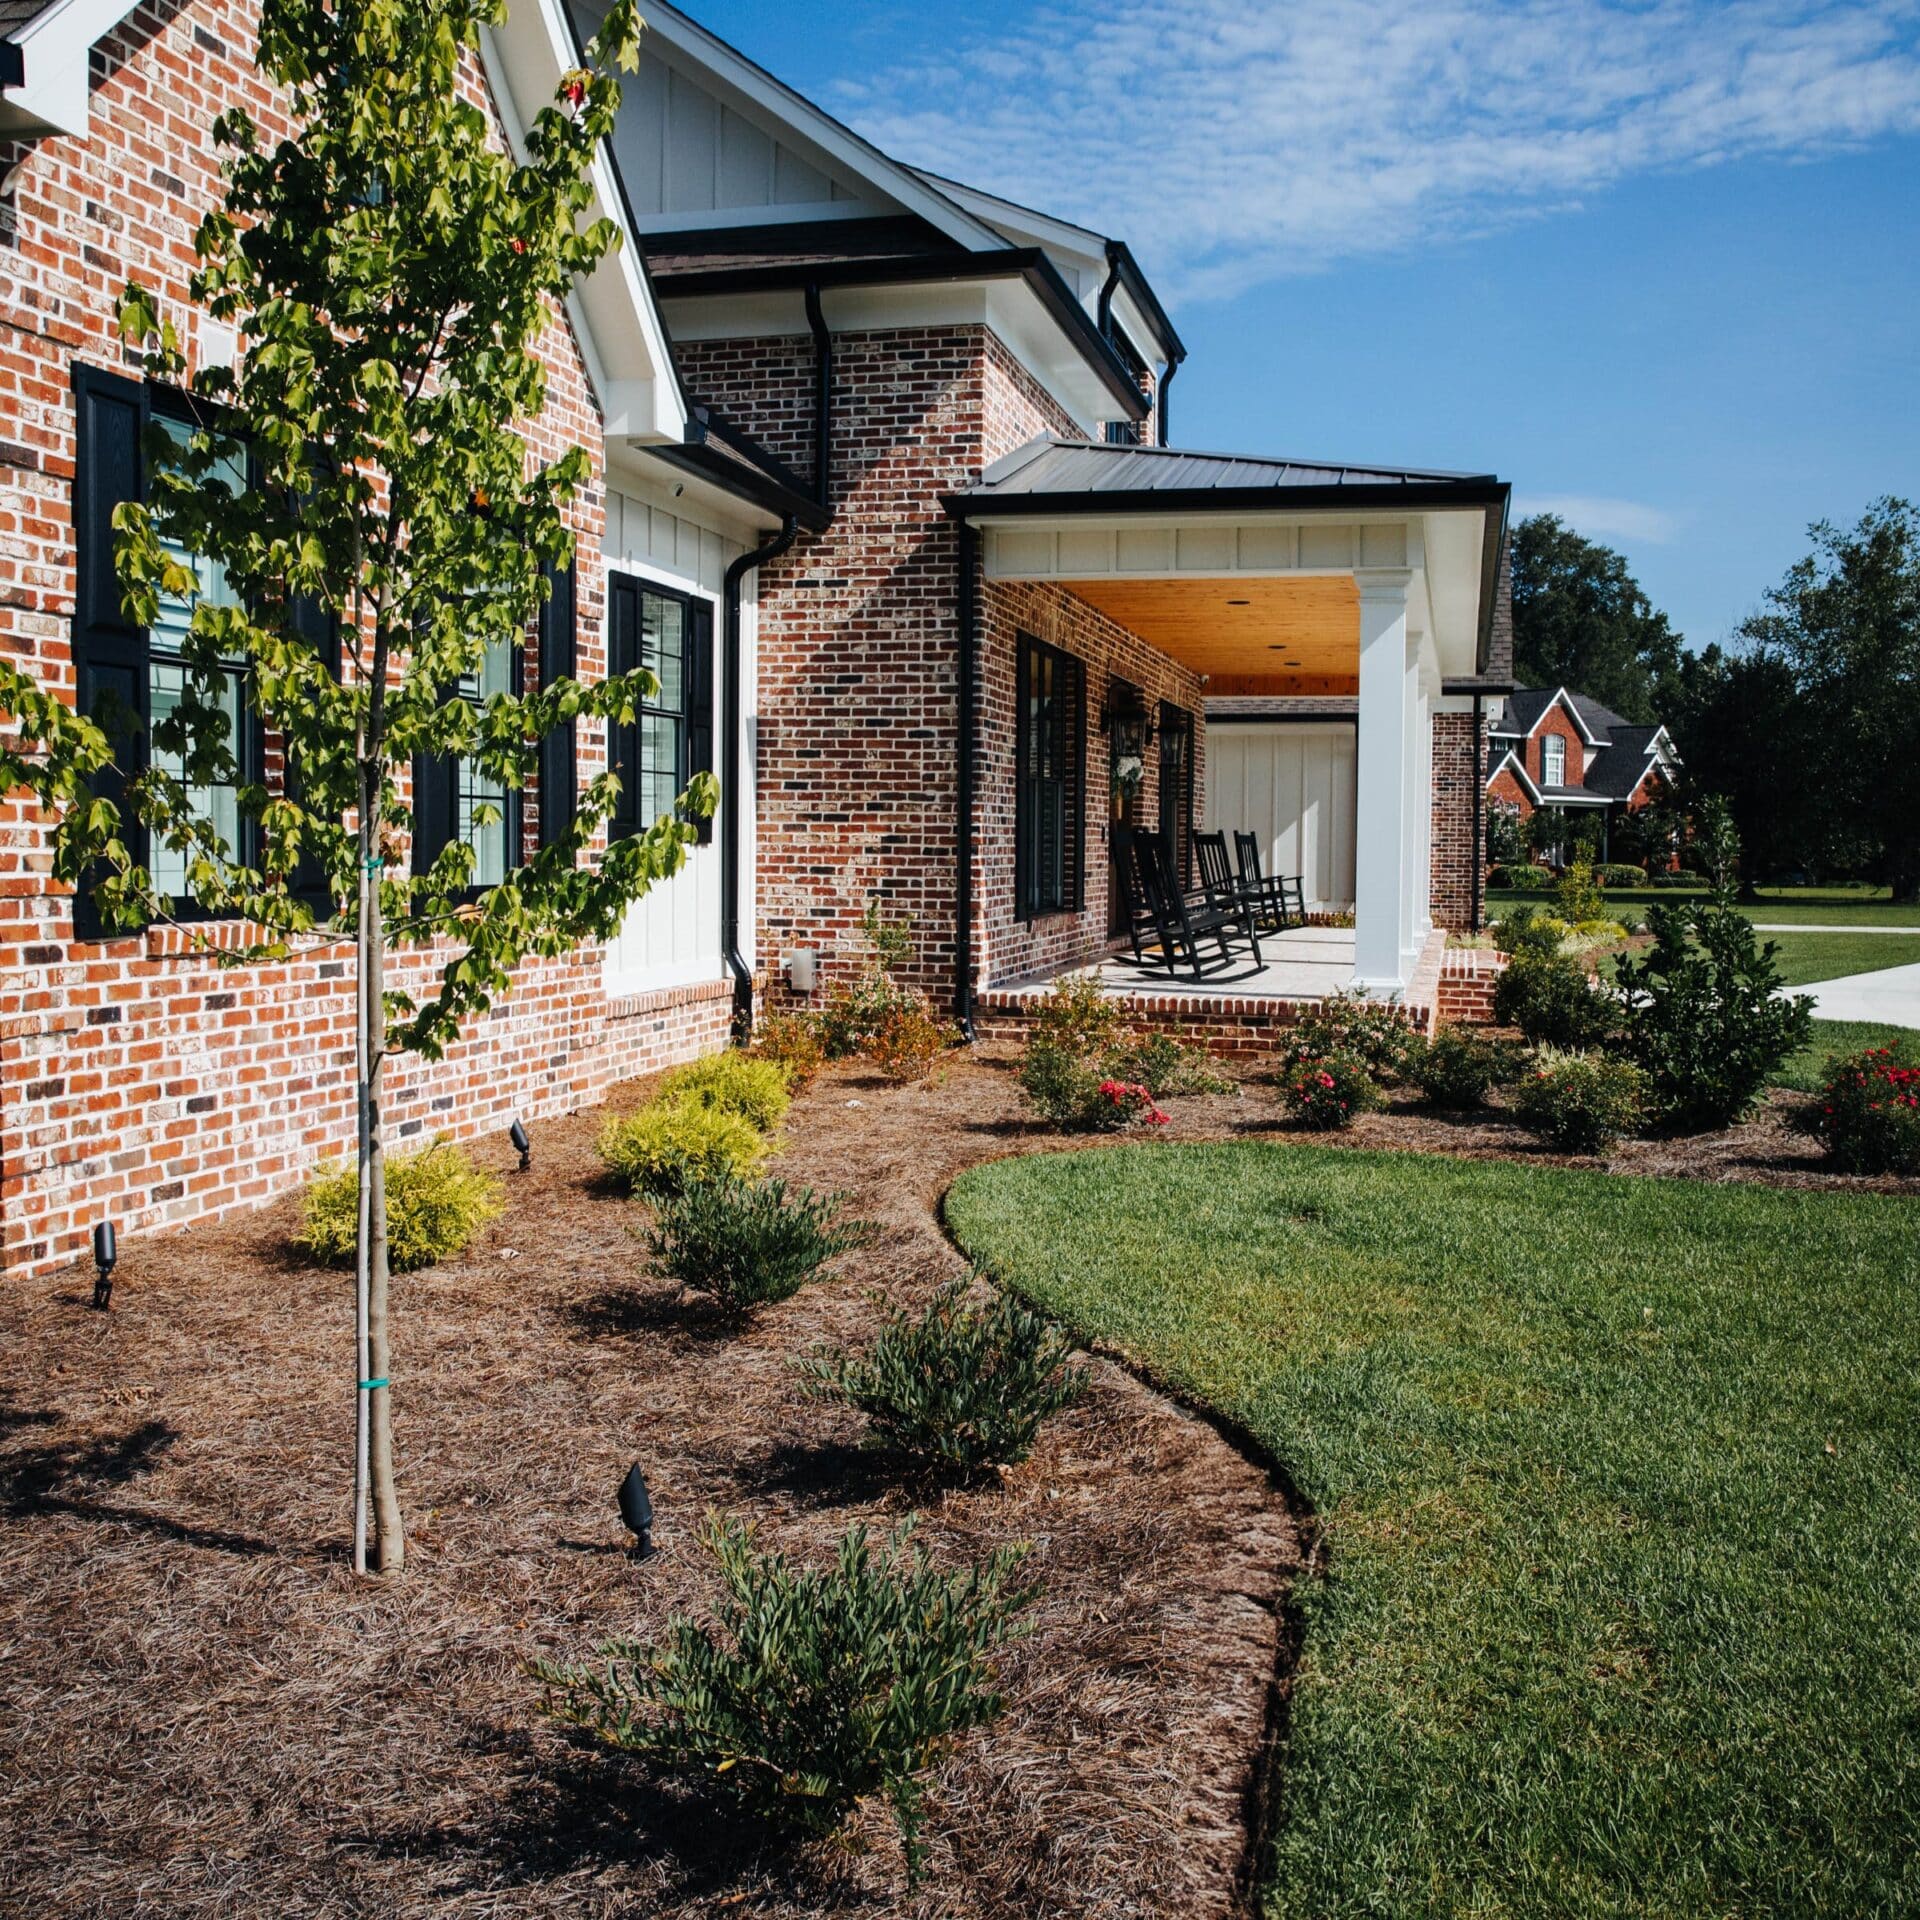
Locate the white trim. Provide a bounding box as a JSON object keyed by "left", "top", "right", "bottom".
{"left": 1485, "top": 746, "right": 1544, "bottom": 806}
{"left": 0, "top": 0, "right": 140, "bottom": 135}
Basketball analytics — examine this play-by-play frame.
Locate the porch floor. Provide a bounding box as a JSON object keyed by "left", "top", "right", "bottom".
{"left": 992, "top": 925, "right": 1357, "bottom": 1005}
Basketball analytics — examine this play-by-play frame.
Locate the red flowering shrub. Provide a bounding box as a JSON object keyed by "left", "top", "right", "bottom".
{"left": 1092, "top": 1078, "right": 1169, "bottom": 1132}
{"left": 1808, "top": 1047, "right": 1920, "bottom": 1175}
{"left": 1280, "top": 1053, "right": 1380, "bottom": 1130}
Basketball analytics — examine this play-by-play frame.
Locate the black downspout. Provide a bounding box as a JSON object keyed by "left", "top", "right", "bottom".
{"left": 955, "top": 517, "right": 979, "bottom": 1038}
{"left": 1156, "top": 355, "right": 1179, "bottom": 446}
{"left": 1096, "top": 243, "right": 1121, "bottom": 342}
{"left": 1470, "top": 692, "right": 1485, "bottom": 931}
{"left": 722, "top": 516, "right": 800, "bottom": 1042}
{"left": 803, "top": 282, "right": 832, "bottom": 514}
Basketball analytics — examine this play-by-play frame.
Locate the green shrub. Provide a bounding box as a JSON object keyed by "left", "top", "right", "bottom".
{"left": 534, "top": 1514, "right": 1034, "bottom": 1878}
{"left": 819, "top": 968, "right": 918, "bottom": 1059}
{"left": 801, "top": 1274, "right": 1085, "bottom": 1473}
{"left": 647, "top": 1174, "right": 870, "bottom": 1318}
{"left": 1408, "top": 1027, "right": 1523, "bottom": 1109}
{"left": 1597, "top": 863, "right": 1647, "bottom": 887}
{"left": 1613, "top": 903, "right": 1815, "bottom": 1130}
{"left": 1510, "top": 1047, "right": 1647, "bottom": 1152}
{"left": 296, "top": 1136, "right": 504, "bottom": 1272}
{"left": 1493, "top": 905, "right": 1571, "bottom": 957}
{"left": 1278, "top": 988, "right": 1418, "bottom": 1082}
{"left": 1279, "top": 1052, "right": 1381, "bottom": 1129}
{"left": 597, "top": 1101, "right": 770, "bottom": 1197}
{"left": 1111, "top": 1029, "right": 1236, "bottom": 1097}
{"left": 658, "top": 1050, "right": 791, "bottom": 1134}
{"left": 1491, "top": 863, "right": 1553, "bottom": 892}
{"left": 1646, "top": 868, "right": 1699, "bottom": 889}
{"left": 1492, "top": 947, "right": 1616, "bottom": 1049}
{"left": 1556, "top": 858, "right": 1605, "bottom": 925}
{"left": 751, "top": 1011, "right": 826, "bottom": 1091}
{"left": 1806, "top": 1045, "right": 1920, "bottom": 1174}
{"left": 864, "top": 997, "right": 962, "bottom": 1084}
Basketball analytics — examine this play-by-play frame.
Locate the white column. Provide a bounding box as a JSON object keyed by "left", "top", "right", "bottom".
{"left": 1412, "top": 671, "right": 1433, "bottom": 944}
{"left": 1351, "top": 570, "right": 1413, "bottom": 995}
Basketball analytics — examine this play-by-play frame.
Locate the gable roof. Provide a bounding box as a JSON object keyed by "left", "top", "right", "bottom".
{"left": 1490, "top": 685, "right": 1614, "bottom": 745}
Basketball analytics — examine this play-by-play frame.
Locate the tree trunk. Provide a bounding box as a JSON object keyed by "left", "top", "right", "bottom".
{"left": 365, "top": 865, "right": 405, "bottom": 1573}
{"left": 353, "top": 816, "right": 373, "bottom": 1577}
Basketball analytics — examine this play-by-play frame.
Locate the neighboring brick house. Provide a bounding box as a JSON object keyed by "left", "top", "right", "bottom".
{"left": 1, "top": 0, "right": 1513, "bottom": 1275}
{"left": 1484, "top": 686, "right": 1679, "bottom": 860}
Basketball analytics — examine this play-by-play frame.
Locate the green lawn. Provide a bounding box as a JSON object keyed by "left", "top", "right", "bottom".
{"left": 1762, "top": 929, "right": 1920, "bottom": 988}
{"left": 1488, "top": 885, "right": 1920, "bottom": 928}
{"left": 947, "top": 1145, "right": 1920, "bottom": 1919}
{"left": 1775, "top": 1019, "right": 1920, "bottom": 1093}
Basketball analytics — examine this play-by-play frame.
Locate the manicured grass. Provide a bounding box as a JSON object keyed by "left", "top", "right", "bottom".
{"left": 1488, "top": 886, "right": 1920, "bottom": 927}
{"left": 1762, "top": 929, "right": 1920, "bottom": 988}
{"left": 947, "top": 1145, "right": 1920, "bottom": 1919}
{"left": 1773, "top": 1019, "right": 1920, "bottom": 1093}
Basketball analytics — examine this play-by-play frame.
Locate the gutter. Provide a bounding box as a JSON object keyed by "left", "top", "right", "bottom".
{"left": 721, "top": 516, "right": 800, "bottom": 1041}
{"left": 1157, "top": 355, "right": 1180, "bottom": 445}
{"left": 1471, "top": 692, "right": 1484, "bottom": 932}
{"left": 803, "top": 281, "right": 832, "bottom": 514}
{"left": 954, "top": 517, "right": 979, "bottom": 1037}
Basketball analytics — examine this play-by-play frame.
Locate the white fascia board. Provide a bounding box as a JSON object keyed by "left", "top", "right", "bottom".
{"left": 1540, "top": 685, "right": 1606, "bottom": 745}
{"left": 1486, "top": 748, "right": 1542, "bottom": 803}
{"left": 481, "top": 0, "right": 687, "bottom": 444}
{"left": 629, "top": 0, "right": 1004, "bottom": 254}
{"left": 0, "top": 0, "right": 140, "bottom": 136}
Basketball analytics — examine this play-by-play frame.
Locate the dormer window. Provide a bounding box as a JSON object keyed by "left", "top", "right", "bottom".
{"left": 1542, "top": 735, "right": 1566, "bottom": 787}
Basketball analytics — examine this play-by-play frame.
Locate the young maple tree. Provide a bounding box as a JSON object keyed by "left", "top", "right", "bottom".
{"left": 0, "top": 0, "right": 702, "bottom": 1574}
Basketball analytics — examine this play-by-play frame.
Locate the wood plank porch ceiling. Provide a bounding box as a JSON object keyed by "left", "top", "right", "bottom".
{"left": 1059, "top": 575, "right": 1360, "bottom": 697}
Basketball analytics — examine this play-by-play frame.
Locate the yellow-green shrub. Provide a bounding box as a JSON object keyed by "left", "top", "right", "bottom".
{"left": 597, "top": 1101, "right": 771, "bottom": 1197}
{"left": 658, "top": 1051, "right": 791, "bottom": 1134}
{"left": 296, "top": 1136, "right": 505, "bottom": 1272}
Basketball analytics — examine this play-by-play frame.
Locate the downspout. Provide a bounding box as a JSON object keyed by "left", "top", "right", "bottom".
{"left": 1470, "top": 692, "right": 1485, "bottom": 931}
{"left": 803, "top": 282, "right": 832, "bottom": 514}
{"left": 1156, "top": 355, "right": 1179, "bottom": 446}
{"left": 955, "top": 516, "right": 979, "bottom": 1039}
{"left": 1096, "top": 242, "right": 1121, "bottom": 341}
{"left": 722, "top": 515, "right": 799, "bottom": 1042}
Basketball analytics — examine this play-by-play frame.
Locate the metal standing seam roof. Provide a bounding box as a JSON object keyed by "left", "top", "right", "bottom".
{"left": 951, "top": 435, "right": 1507, "bottom": 505}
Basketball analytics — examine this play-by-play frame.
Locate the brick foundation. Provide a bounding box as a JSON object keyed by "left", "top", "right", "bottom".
{"left": 1435, "top": 948, "right": 1507, "bottom": 1025}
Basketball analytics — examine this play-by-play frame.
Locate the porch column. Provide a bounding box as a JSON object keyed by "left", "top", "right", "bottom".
{"left": 1352, "top": 569, "right": 1414, "bottom": 994}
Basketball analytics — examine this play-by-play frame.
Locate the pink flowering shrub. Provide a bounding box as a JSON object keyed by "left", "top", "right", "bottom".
{"left": 1808, "top": 1047, "right": 1920, "bottom": 1175}
{"left": 1280, "top": 1053, "right": 1380, "bottom": 1130}
{"left": 1092, "top": 1078, "right": 1169, "bottom": 1132}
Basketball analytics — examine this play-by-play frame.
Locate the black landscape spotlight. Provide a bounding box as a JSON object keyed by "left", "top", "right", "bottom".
{"left": 91, "top": 1221, "right": 117, "bottom": 1311}
{"left": 618, "top": 1461, "right": 655, "bottom": 1558}
{"left": 509, "top": 1117, "right": 531, "bottom": 1173}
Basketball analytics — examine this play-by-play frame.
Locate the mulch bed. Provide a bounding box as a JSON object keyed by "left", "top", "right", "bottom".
{"left": 0, "top": 1050, "right": 1300, "bottom": 1920}
{"left": 2, "top": 1041, "right": 1907, "bottom": 1920}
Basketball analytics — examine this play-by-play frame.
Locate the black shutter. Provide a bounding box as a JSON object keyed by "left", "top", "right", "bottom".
{"left": 411, "top": 748, "right": 454, "bottom": 877}
{"left": 606, "top": 571, "right": 640, "bottom": 842}
{"left": 1014, "top": 637, "right": 1032, "bottom": 920}
{"left": 70, "top": 365, "right": 150, "bottom": 938}
{"left": 537, "top": 560, "right": 577, "bottom": 851}
{"left": 286, "top": 468, "right": 340, "bottom": 905}
{"left": 1066, "top": 650, "right": 1086, "bottom": 911}
{"left": 684, "top": 595, "right": 715, "bottom": 845}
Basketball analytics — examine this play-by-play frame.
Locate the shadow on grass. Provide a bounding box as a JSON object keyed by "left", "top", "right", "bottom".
{"left": 0, "top": 1405, "right": 274, "bottom": 1557}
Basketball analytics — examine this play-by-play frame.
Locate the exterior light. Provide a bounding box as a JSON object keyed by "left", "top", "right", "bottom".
{"left": 509, "top": 1118, "right": 531, "bottom": 1172}
{"left": 618, "top": 1461, "right": 655, "bottom": 1558}
{"left": 91, "top": 1221, "right": 117, "bottom": 1312}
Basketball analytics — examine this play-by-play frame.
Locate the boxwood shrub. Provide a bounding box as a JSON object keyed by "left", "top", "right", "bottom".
{"left": 597, "top": 1101, "right": 770, "bottom": 1197}
{"left": 1492, "top": 947, "right": 1616, "bottom": 1049}
{"left": 1408, "top": 1027, "right": 1523, "bottom": 1109}
{"left": 296, "top": 1136, "right": 504, "bottom": 1272}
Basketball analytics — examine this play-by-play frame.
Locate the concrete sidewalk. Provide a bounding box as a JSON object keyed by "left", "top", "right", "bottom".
{"left": 1752, "top": 923, "right": 1920, "bottom": 934}
{"left": 1791, "top": 961, "right": 1920, "bottom": 1029}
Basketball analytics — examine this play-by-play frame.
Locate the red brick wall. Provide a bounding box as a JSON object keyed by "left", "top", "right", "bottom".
{"left": 1525, "top": 703, "right": 1587, "bottom": 790}
{"left": 1488, "top": 764, "right": 1533, "bottom": 816}
{"left": 1430, "top": 709, "right": 1485, "bottom": 930}
{"left": 0, "top": 0, "right": 725, "bottom": 1276}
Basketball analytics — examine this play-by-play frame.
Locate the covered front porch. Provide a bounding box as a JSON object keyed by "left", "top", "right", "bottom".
{"left": 948, "top": 438, "right": 1511, "bottom": 1010}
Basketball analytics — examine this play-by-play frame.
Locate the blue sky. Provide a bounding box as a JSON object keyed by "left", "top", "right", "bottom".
{"left": 687, "top": 0, "right": 1920, "bottom": 651}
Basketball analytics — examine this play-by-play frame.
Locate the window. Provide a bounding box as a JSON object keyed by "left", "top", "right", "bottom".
{"left": 412, "top": 633, "right": 519, "bottom": 891}
{"left": 1542, "top": 734, "right": 1566, "bottom": 787}
{"left": 70, "top": 366, "right": 264, "bottom": 931}
{"left": 536, "top": 560, "right": 577, "bottom": 850}
{"left": 1015, "top": 633, "right": 1085, "bottom": 920}
{"left": 607, "top": 571, "right": 714, "bottom": 844}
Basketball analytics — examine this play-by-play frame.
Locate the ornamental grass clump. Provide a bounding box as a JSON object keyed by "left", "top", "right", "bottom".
{"left": 596, "top": 1101, "right": 769, "bottom": 1198}
{"left": 658, "top": 1050, "right": 791, "bottom": 1133}
{"left": 1279, "top": 1053, "right": 1381, "bottom": 1130}
{"left": 647, "top": 1174, "right": 871, "bottom": 1319}
{"left": 1510, "top": 1047, "right": 1647, "bottom": 1153}
{"left": 1806, "top": 1045, "right": 1920, "bottom": 1174}
{"left": 801, "top": 1274, "right": 1085, "bottom": 1475}
{"left": 533, "top": 1513, "right": 1034, "bottom": 1881}
{"left": 1407, "top": 1027, "right": 1523, "bottom": 1110}
{"left": 296, "top": 1136, "right": 504, "bottom": 1273}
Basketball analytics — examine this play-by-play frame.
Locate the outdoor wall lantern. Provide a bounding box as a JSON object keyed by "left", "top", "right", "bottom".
{"left": 509, "top": 1118, "right": 532, "bottom": 1173}
{"left": 618, "top": 1460, "right": 655, "bottom": 1559}
{"left": 1101, "top": 681, "right": 1156, "bottom": 757}
{"left": 91, "top": 1221, "right": 117, "bottom": 1312}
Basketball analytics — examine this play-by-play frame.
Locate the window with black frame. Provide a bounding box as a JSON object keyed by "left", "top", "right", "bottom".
{"left": 607, "top": 570, "right": 714, "bottom": 843}
{"left": 69, "top": 367, "right": 262, "bottom": 930}
{"left": 1015, "top": 633, "right": 1085, "bottom": 920}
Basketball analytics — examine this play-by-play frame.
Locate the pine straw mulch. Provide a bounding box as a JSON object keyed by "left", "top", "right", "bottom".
{"left": 0, "top": 1048, "right": 1301, "bottom": 1920}
{"left": 1, "top": 1042, "right": 1907, "bottom": 1920}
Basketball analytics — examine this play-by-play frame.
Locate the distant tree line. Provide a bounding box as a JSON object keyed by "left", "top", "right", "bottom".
{"left": 1510, "top": 500, "right": 1920, "bottom": 901}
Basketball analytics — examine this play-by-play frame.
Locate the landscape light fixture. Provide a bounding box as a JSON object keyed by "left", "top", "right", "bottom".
{"left": 509, "top": 1118, "right": 531, "bottom": 1173}
{"left": 618, "top": 1460, "right": 655, "bottom": 1558}
{"left": 91, "top": 1221, "right": 117, "bottom": 1312}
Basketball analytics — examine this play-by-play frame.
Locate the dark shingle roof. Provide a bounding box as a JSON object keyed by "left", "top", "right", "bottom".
{"left": 0, "top": 0, "right": 55, "bottom": 37}
{"left": 1582, "top": 726, "right": 1666, "bottom": 799}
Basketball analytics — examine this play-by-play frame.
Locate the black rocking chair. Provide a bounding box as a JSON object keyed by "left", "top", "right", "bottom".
{"left": 1126, "top": 828, "right": 1264, "bottom": 981}
{"left": 1233, "top": 830, "right": 1307, "bottom": 931}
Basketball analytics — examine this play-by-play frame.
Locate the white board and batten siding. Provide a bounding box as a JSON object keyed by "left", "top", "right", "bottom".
{"left": 597, "top": 484, "right": 758, "bottom": 996}
{"left": 1206, "top": 723, "right": 1357, "bottom": 910}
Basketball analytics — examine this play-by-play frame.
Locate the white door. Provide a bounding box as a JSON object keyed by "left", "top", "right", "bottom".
{"left": 1205, "top": 721, "right": 1357, "bottom": 909}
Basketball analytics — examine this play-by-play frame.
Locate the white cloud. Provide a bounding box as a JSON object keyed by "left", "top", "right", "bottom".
{"left": 830, "top": 0, "right": 1920, "bottom": 302}
{"left": 1516, "top": 494, "right": 1683, "bottom": 543}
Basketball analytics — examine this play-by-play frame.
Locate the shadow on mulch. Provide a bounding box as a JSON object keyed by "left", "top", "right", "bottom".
{"left": 737, "top": 1435, "right": 913, "bottom": 1513}
{"left": 560, "top": 1284, "right": 740, "bottom": 1345}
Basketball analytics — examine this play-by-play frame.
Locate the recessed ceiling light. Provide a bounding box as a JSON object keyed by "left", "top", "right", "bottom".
{"left": 1227, "top": 598, "right": 1250, "bottom": 606}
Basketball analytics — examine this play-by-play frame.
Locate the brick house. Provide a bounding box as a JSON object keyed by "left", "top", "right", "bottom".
{"left": 1483, "top": 686, "right": 1679, "bottom": 861}
{"left": 1, "top": 0, "right": 1511, "bottom": 1275}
